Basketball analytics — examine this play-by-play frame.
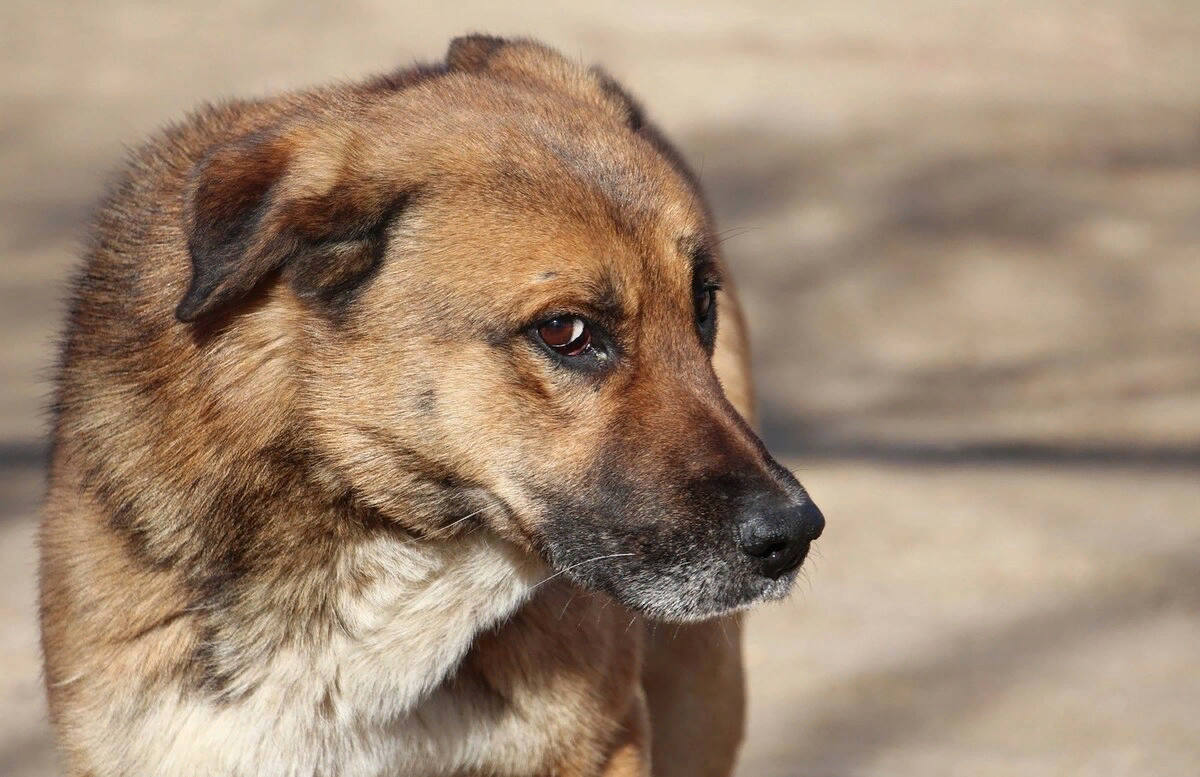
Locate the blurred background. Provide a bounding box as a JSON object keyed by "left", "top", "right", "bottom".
{"left": 2, "top": 1, "right": 1198, "bottom": 775}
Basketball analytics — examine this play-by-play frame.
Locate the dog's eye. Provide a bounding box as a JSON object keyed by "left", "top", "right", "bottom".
{"left": 696, "top": 288, "right": 715, "bottom": 322}
{"left": 538, "top": 317, "right": 592, "bottom": 356}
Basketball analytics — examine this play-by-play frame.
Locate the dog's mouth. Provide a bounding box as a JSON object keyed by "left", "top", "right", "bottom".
{"left": 546, "top": 542, "right": 807, "bottom": 622}
{"left": 537, "top": 501, "right": 822, "bottom": 622}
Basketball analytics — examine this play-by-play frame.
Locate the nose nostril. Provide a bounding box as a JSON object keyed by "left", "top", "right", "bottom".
{"left": 738, "top": 527, "right": 805, "bottom": 579}
{"left": 742, "top": 536, "right": 789, "bottom": 560}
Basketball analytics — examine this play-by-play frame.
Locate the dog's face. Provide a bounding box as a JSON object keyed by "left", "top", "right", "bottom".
{"left": 177, "top": 37, "right": 822, "bottom": 621}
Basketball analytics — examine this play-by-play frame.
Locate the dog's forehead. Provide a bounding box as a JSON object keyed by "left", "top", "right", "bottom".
{"left": 540, "top": 131, "right": 675, "bottom": 214}
{"left": 379, "top": 81, "right": 714, "bottom": 308}
{"left": 390, "top": 78, "right": 708, "bottom": 235}
{"left": 513, "top": 120, "right": 711, "bottom": 281}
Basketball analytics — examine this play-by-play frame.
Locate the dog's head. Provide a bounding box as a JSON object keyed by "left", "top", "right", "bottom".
{"left": 176, "top": 36, "right": 823, "bottom": 621}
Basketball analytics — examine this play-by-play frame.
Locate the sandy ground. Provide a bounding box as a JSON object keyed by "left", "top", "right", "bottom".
{"left": 2, "top": 2, "right": 1198, "bottom": 775}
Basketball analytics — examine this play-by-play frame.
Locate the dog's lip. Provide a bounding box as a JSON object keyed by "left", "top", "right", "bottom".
{"left": 543, "top": 536, "right": 816, "bottom": 621}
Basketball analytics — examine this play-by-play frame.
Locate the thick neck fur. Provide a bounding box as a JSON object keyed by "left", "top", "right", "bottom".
{"left": 52, "top": 273, "right": 541, "bottom": 711}
{"left": 49, "top": 281, "right": 549, "bottom": 775}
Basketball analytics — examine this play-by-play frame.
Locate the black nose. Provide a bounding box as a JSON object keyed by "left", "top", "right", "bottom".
{"left": 737, "top": 499, "right": 824, "bottom": 579}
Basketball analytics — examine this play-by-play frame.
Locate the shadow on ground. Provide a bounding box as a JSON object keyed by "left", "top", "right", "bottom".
{"left": 680, "top": 112, "right": 1200, "bottom": 458}
{"left": 752, "top": 548, "right": 1200, "bottom": 775}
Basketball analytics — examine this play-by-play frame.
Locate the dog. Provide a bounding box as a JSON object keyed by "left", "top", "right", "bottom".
{"left": 40, "top": 35, "right": 824, "bottom": 777}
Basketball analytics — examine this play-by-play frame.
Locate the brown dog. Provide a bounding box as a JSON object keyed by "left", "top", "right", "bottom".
{"left": 40, "top": 35, "right": 824, "bottom": 777}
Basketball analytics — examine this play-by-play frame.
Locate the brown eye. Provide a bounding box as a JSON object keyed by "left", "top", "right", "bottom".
{"left": 538, "top": 316, "right": 591, "bottom": 356}
{"left": 696, "top": 287, "right": 715, "bottom": 321}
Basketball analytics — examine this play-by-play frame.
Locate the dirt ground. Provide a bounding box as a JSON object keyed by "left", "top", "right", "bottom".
{"left": 2, "top": 2, "right": 1198, "bottom": 775}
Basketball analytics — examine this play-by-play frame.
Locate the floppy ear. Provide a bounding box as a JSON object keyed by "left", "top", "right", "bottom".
{"left": 445, "top": 34, "right": 644, "bottom": 129}
{"left": 176, "top": 125, "right": 402, "bottom": 322}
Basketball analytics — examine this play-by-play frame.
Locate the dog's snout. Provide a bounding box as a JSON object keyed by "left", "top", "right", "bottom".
{"left": 737, "top": 499, "right": 824, "bottom": 579}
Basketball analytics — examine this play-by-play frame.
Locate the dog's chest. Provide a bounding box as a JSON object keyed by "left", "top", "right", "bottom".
{"left": 111, "top": 534, "right": 545, "bottom": 776}
{"left": 328, "top": 533, "right": 538, "bottom": 715}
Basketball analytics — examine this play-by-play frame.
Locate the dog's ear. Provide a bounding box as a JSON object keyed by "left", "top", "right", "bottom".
{"left": 445, "top": 34, "right": 508, "bottom": 71}
{"left": 446, "top": 35, "right": 644, "bottom": 130}
{"left": 176, "top": 125, "right": 402, "bottom": 323}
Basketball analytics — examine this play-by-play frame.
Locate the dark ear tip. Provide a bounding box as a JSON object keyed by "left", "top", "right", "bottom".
{"left": 174, "top": 298, "right": 203, "bottom": 323}
{"left": 446, "top": 34, "right": 508, "bottom": 71}
{"left": 175, "top": 282, "right": 214, "bottom": 323}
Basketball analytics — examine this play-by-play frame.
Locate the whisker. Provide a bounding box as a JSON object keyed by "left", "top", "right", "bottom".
{"left": 558, "top": 591, "right": 577, "bottom": 620}
{"left": 441, "top": 507, "right": 487, "bottom": 531}
{"left": 398, "top": 507, "right": 488, "bottom": 546}
{"left": 50, "top": 672, "right": 86, "bottom": 688}
{"left": 796, "top": 568, "right": 812, "bottom": 600}
{"left": 712, "top": 227, "right": 760, "bottom": 247}
{"left": 717, "top": 618, "right": 733, "bottom": 649}
{"left": 530, "top": 553, "right": 635, "bottom": 592}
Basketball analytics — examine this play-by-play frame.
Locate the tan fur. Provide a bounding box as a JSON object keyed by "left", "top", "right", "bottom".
{"left": 41, "top": 36, "right": 821, "bottom": 777}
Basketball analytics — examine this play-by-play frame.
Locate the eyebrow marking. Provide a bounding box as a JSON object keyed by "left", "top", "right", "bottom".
{"left": 679, "top": 234, "right": 718, "bottom": 277}
{"left": 584, "top": 273, "right": 625, "bottom": 320}
{"left": 516, "top": 272, "right": 627, "bottom": 331}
